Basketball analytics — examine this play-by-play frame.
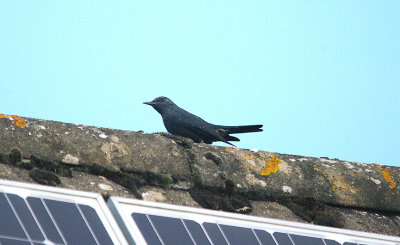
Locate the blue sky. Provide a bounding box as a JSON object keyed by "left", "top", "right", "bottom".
{"left": 1, "top": 1, "right": 399, "bottom": 166}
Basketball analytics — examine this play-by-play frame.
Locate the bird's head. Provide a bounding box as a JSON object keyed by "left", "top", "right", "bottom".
{"left": 143, "top": 96, "right": 176, "bottom": 114}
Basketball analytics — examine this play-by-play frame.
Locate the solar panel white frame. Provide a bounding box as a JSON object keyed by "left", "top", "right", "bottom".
{"left": 0, "top": 179, "right": 128, "bottom": 245}
{"left": 108, "top": 197, "right": 400, "bottom": 245}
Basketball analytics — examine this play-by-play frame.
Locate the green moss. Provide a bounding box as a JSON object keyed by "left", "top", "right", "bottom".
{"left": 225, "top": 179, "right": 235, "bottom": 194}
{"left": 143, "top": 171, "right": 173, "bottom": 188}
{"left": 189, "top": 188, "right": 252, "bottom": 214}
{"left": 29, "top": 169, "right": 61, "bottom": 186}
{"left": 9, "top": 148, "right": 22, "bottom": 164}
{"left": 276, "top": 196, "right": 345, "bottom": 228}
{"left": 204, "top": 152, "right": 223, "bottom": 165}
{"left": 30, "top": 155, "right": 72, "bottom": 177}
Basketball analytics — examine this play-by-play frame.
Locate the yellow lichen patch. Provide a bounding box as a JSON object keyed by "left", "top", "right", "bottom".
{"left": 225, "top": 148, "right": 281, "bottom": 176}
{"left": 259, "top": 154, "right": 281, "bottom": 176}
{"left": 375, "top": 165, "right": 396, "bottom": 190}
{"left": 224, "top": 147, "right": 236, "bottom": 153}
{"left": 0, "top": 114, "right": 26, "bottom": 128}
{"left": 313, "top": 165, "right": 356, "bottom": 194}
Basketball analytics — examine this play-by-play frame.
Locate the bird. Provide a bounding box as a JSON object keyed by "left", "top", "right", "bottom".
{"left": 143, "top": 96, "right": 263, "bottom": 146}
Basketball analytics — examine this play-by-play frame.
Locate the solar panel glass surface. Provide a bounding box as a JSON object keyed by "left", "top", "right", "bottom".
{"left": 0, "top": 180, "right": 127, "bottom": 245}
{"left": 108, "top": 197, "right": 400, "bottom": 245}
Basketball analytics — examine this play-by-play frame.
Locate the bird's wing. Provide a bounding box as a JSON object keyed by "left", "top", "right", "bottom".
{"left": 181, "top": 123, "right": 236, "bottom": 146}
{"left": 170, "top": 107, "right": 237, "bottom": 146}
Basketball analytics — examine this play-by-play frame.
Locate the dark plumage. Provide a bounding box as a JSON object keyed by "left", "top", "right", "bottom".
{"left": 144, "top": 96, "right": 263, "bottom": 146}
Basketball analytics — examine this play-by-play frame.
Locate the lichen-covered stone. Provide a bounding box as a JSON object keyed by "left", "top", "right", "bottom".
{"left": 250, "top": 201, "right": 305, "bottom": 222}
{"left": 1, "top": 116, "right": 400, "bottom": 236}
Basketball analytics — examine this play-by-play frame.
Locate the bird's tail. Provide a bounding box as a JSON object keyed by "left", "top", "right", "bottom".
{"left": 218, "top": 125, "right": 263, "bottom": 134}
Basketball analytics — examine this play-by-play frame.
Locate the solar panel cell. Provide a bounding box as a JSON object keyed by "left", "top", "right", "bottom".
{"left": 45, "top": 199, "right": 98, "bottom": 245}
{"left": 289, "top": 234, "right": 325, "bottom": 245}
{"left": 0, "top": 193, "right": 28, "bottom": 239}
{"left": 79, "top": 204, "right": 115, "bottom": 245}
{"left": 323, "top": 239, "right": 341, "bottom": 245}
{"left": 203, "top": 222, "right": 229, "bottom": 245}
{"left": 219, "top": 224, "right": 260, "bottom": 245}
{"left": 273, "top": 232, "right": 293, "bottom": 245}
{"left": 131, "top": 213, "right": 162, "bottom": 245}
{"left": 183, "top": 219, "right": 212, "bottom": 245}
{"left": 6, "top": 193, "right": 45, "bottom": 241}
{"left": 27, "top": 197, "right": 65, "bottom": 243}
{"left": 253, "top": 229, "right": 277, "bottom": 245}
{"left": 149, "top": 214, "right": 195, "bottom": 245}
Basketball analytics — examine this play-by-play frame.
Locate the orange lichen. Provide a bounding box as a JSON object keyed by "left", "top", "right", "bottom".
{"left": 259, "top": 154, "right": 281, "bottom": 176}
{"left": 0, "top": 114, "right": 26, "bottom": 128}
{"left": 375, "top": 165, "right": 396, "bottom": 190}
{"left": 313, "top": 165, "right": 355, "bottom": 194}
{"left": 225, "top": 147, "right": 236, "bottom": 153}
{"left": 225, "top": 148, "right": 281, "bottom": 176}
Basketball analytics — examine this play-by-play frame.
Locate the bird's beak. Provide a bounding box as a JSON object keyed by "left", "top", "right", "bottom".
{"left": 143, "top": 101, "right": 155, "bottom": 106}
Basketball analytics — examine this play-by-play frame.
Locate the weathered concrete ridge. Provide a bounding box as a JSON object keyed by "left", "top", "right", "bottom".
{"left": 0, "top": 115, "right": 399, "bottom": 236}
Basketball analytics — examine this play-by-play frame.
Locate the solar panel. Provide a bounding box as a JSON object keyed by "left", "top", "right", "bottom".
{"left": 0, "top": 179, "right": 127, "bottom": 245}
{"left": 108, "top": 197, "right": 400, "bottom": 245}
